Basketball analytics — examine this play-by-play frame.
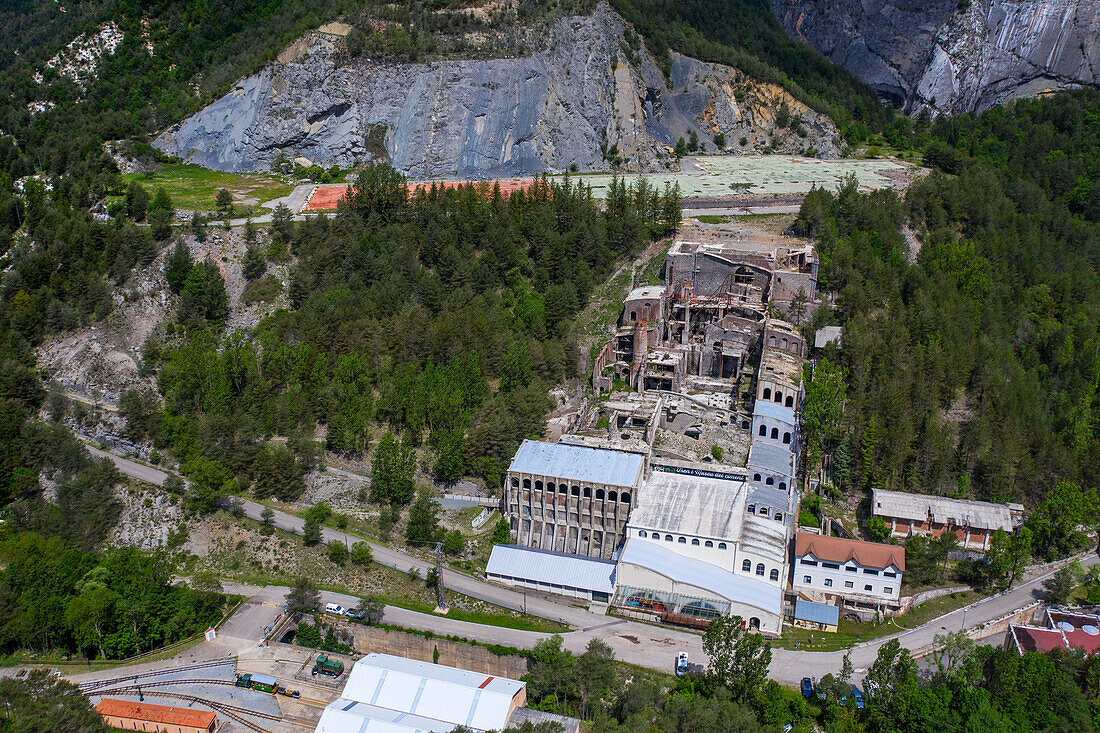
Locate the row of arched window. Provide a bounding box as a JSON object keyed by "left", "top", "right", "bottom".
{"left": 751, "top": 473, "right": 788, "bottom": 492}
{"left": 747, "top": 504, "right": 783, "bottom": 522}
{"left": 742, "top": 559, "right": 781, "bottom": 581}
{"left": 757, "top": 424, "right": 793, "bottom": 444}
{"left": 513, "top": 478, "right": 631, "bottom": 504}
{"left": 638, "top": 530, "right": 727, "bottom": 550}
{"left": 761, "top": 387, "right": 796, "bottom": 408}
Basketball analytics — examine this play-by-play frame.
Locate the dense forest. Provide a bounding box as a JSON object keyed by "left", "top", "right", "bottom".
{"left": 146, "top": 172, "right": 679, "bottom": 512}
{"left": 797, "top": 90, "right": 1100, "bottom": 523}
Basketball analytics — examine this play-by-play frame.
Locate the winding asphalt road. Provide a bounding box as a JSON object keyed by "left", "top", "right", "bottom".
{"left": 85, "top": 443, "right": 1094, "bottom": 682}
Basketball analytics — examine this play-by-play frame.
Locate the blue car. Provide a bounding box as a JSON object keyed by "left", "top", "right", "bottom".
{"left": 801, "top": 678, "right": 813, "bottom": 698}
{"left": 853, "top": 687, "right": 864, "bottom": 709}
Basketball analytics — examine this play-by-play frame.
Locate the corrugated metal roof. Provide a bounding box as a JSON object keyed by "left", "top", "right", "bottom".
{"left": 747, "top": 442, "right": 796, "bottom": 477}
{"left": 630, "top": 470, "right": 746, "bottom": 540}
{"left": 794, "top": 599, "right": 839, "bottom": 626}
{"left": 338, "top": 653, "right": 523, "bottom": 732}
{"left": 618, "top": 538, "right": 782, "bottom": 616}
{"left": 753, "top": 400, "right": 797, "bottom": 425}
{"left": 95, "top": 699, "right": 216, "bottom": 728}
{"left": 486, "top": 545, "right": 616, "bottom": 594}
{"left": 315, "top": 699, "right": 455, "bottom": 733}
{"left": 871, "top": 488, "right": 1015, "bottom": 531}
{"left": 508, "top": 440, "right": 644, "bottom": 488}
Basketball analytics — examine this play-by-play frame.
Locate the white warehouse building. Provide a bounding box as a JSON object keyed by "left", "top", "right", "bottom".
{"left": 315, "top": 653, "right": 527, "bottom": 733}
{"left": 614, "top": 461, "right": 791, "bottom": 634}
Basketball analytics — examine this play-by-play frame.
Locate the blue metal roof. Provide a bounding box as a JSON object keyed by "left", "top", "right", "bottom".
{"left": 618, "top": 539, "right": 782, "bottom": 616}
{"left": 753, "top": 399, "right": 798, "bottom": 425}
{"left": 508, "top": 440, "right": 644, "bottom": 488}
{"left": 486, "top": 545, "right": 616, "bottom": 594}
{"left": 794, "top": 599, "right": 839, "bottom": 626}
{"left": 748, "top": 442, "right": 795, "bottom": 478}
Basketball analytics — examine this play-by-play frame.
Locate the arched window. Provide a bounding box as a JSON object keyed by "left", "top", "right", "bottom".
{"left": 756, "top": 563, "right": 765, "bottom": 576}
{"left": 768, "top": 335, "right": 777, "bottom": 347}
{"left": 571, "top": 486, "right": 580, "bottom": 496}
{"left": 749, "top": 617, "right": 760, "bottom": 631}
{"left": 758, "top": 506, "right": 769, "bottom": 516}
{"left": 765, "top": 477, "right": 774, "bottom": 485}
{"left": 705, "top": 540, "right": 714, "bottom": 548}
{"left": 759, "top": 424, "right": 767, "bottom": 437}
{"left": 558, "top": 484, "right": 567, "bottom": 493}
{"left": 741, "top": 420, "right": 750, "bottom": 429}
{"left": 753, "top": 473, "right": 761, "bottom": 482}
{"left": 535, "top": 481, "right": 543, "bottom": 491}
{"left": 522, "top": 479, "right": 531, "bottom": 489}
{"left": 770, "top": 427, "right": 779, "bottom": 439}
{"left": 779, "top": 482, "right": 786, "bottom": 492}
{"left": 770, "top": 569, "right": 779, "bottom": 581}
{"left": 583, "top": 487, "right": 592, "bottom": 498}
{"left": 785, "top": 395, "right": 794, "bottom": 407}
{"left": 630, "top": 311, "right": 637, "bottom": 321}
{"left": 639, "top": 530, "right": 647, "bottom": 538}
{"left": 621, "top": 492, "right": 631, "bottom": 504}
{"left": 595, "top": 489, "right": 605, "bottom": 500}
{"left": 608, "top": 491, "right": 618, "bottom": 502}
{"left": 742, "top": 559, "right": 751, "bottom": 572}
{"left": 678, "top": 536, "right": 687, "bottom": 544}
{"left": 665, "top": 534, "right": 673, "bottom": 542}
{"left": 783, "top": 432, "right": 791, "bottom": 444}
{"left": 775, "top": 512, "right": 783, "bottom": 522}
{"left": 781, "top": 338, "right": 788, "bottom": 350}
{"left": 718, "top": 542, "right": 727, "bottom": 550}
{"left": 511, "top": 478, "right": 519, "bottom": 488}
{"left": 691, "top": 538, "right": 700, "bottom": 546}
{"left": 775, "top": 391, "right": 783, "bottom": 404}
{"left": 763, "top": 388, "right": 772, "bottom": 400}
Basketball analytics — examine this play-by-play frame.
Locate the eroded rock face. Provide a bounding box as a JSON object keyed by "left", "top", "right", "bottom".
{"left": 155, "top": 3, "right": 839, "bottom": 177}
{"left": 771, "top": 0, "right": 1100, "bottom": 115}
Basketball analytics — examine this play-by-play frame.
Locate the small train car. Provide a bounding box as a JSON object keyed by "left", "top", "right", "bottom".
{"left": 235, "top": 673, "right": 279, "bottom": 693}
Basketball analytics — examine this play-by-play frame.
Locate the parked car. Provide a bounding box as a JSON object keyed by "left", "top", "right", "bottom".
{"left": 801, "top": 678, "right": 813, "bottom": 698}
{"left": 343, "top": 608, "right": 363, "bottom": 619}
{"left": 814, "top": 678, "right": 826, "bottom": 701}
{"left": 852, "top": 687, "right": 864, "bottom": 709}
{"left": 675, "top": 651, "right": 689, "bottom": 677}
{"left": 324, "top": 602, "right": 345, "bottom": 616}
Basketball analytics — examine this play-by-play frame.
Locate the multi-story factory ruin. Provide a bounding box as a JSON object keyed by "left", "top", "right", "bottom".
{"left": 488, "top": 234, "right": 820, "bottom": 636}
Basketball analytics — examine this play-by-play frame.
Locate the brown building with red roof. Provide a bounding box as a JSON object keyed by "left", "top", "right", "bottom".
{"left": 95, "top": 698, "right": 217, "bottom": 733}
{"left": 792, "top": 532, "right": 905, "bottom": 620}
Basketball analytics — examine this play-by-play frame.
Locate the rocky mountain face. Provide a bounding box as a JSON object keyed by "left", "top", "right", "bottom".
{"left": 771, "top": 0, "right": 1100, "bottom": 116}
{"left": 155, "top": 2, "right": 839, "bottom": 178}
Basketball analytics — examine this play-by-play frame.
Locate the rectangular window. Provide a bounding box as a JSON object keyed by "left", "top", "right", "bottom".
{"left": 822, "top": 562, "right": 840, "bottom": 570}
{"left": 862, "top": 569, "right": 879, "bottom": 576}
{"left": 800, "top": 558, "right": 818, "bottom": 566}
{"left": 864, "top": 584, "right": 873, "bottom": 592}
{"left": 803, "top": 576, "right": 812, "bottom": 584}
{"left": 884, "top": 572, "right": 897, "bottom": 578}
{"left": 844, "top": 581, "right": 854, "bottom": 588}
{"left": 884, "top": 587, "right": 893, "bottom": 594}
{"left": 845, "top": 566, "right": 857, "bottom": 573}
{"left": 824, "top": 578, "right": 833, "bottom": 587}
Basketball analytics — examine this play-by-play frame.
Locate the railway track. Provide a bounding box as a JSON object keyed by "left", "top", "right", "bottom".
{"left": 77, "top": 658, "right": 235, "bottom": 692}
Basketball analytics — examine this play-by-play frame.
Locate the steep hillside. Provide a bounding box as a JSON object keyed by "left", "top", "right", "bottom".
{"left": 771, "top": 0, "right": 1100, "bottom": 115}
{"left": 155, "top": 3, "right": 840, "bottom": 177}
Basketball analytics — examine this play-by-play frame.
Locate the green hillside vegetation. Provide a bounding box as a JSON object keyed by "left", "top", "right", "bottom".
{"left": 797, "top": 89, "right": 1100, "bottom": 556}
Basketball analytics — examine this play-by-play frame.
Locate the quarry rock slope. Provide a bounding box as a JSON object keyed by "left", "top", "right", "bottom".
{"left": 771, "top": 0, "right": 1100, "bottom": 115}
{"left": 155, "top": 3, "right": 839, "bottom": 178}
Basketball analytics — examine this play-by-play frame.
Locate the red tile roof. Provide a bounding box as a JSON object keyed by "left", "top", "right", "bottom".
{"left": 1012, "top": 626, "right": 1067, "bottom": 654}
{"left": 794, "top": 532, "right": 905, "bottom": 571}
{"left": 96, "top": 698, "right": 216, "bottom": 728}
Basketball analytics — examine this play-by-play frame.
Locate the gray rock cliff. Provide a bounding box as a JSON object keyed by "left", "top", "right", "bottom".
{"left": 771, "top": 0, "right": 1100, "bottom": 115}
{"left": 155, "top": 3, "right": 839, "bottom": 177}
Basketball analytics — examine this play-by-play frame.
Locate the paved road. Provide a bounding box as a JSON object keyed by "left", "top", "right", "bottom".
{"left": 85, "top": 443, "right": 1092, "bottom": 682}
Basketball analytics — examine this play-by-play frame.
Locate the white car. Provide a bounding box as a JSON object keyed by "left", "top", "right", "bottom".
{"left": 675, "top": 651, "right": 689, "bottom": 677}
{"left": 324, "top": 602, "right": 345, "bottom": 616}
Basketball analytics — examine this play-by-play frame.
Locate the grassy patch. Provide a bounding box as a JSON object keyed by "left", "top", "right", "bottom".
{"left": 694, "top": 214, "right": 733, "bottom": 224}
{"left": 774, "top": 591, "right": 982, "bottom": 651}
{"left": 123, "top": 163, "right": 292, "bottom": 216}
{"left": 378, "top": 594, "right": 569, "bottom": 633}
{"left": 241, "top": 274, "right": 284, "bottom": 305}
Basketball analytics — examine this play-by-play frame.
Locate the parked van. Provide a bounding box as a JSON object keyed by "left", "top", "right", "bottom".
{"left": 324, "top": 602, "right": 344, "bottom": 616}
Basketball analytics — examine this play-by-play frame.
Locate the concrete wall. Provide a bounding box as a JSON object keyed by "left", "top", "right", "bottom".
{"left": 350, "top": 625, "right": 528, "bottom": 679}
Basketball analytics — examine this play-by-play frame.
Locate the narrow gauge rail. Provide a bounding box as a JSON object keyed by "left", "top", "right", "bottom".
{"left": 77, "top": 658, "right": 235, "bottom": 692}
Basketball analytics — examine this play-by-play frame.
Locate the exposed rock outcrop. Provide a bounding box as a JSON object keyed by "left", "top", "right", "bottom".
{"left": 155, "top": 3, "right": 839, "bottom": 177}
{"left": 771, "top": 0, "right": 1100, "bottom": 115}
